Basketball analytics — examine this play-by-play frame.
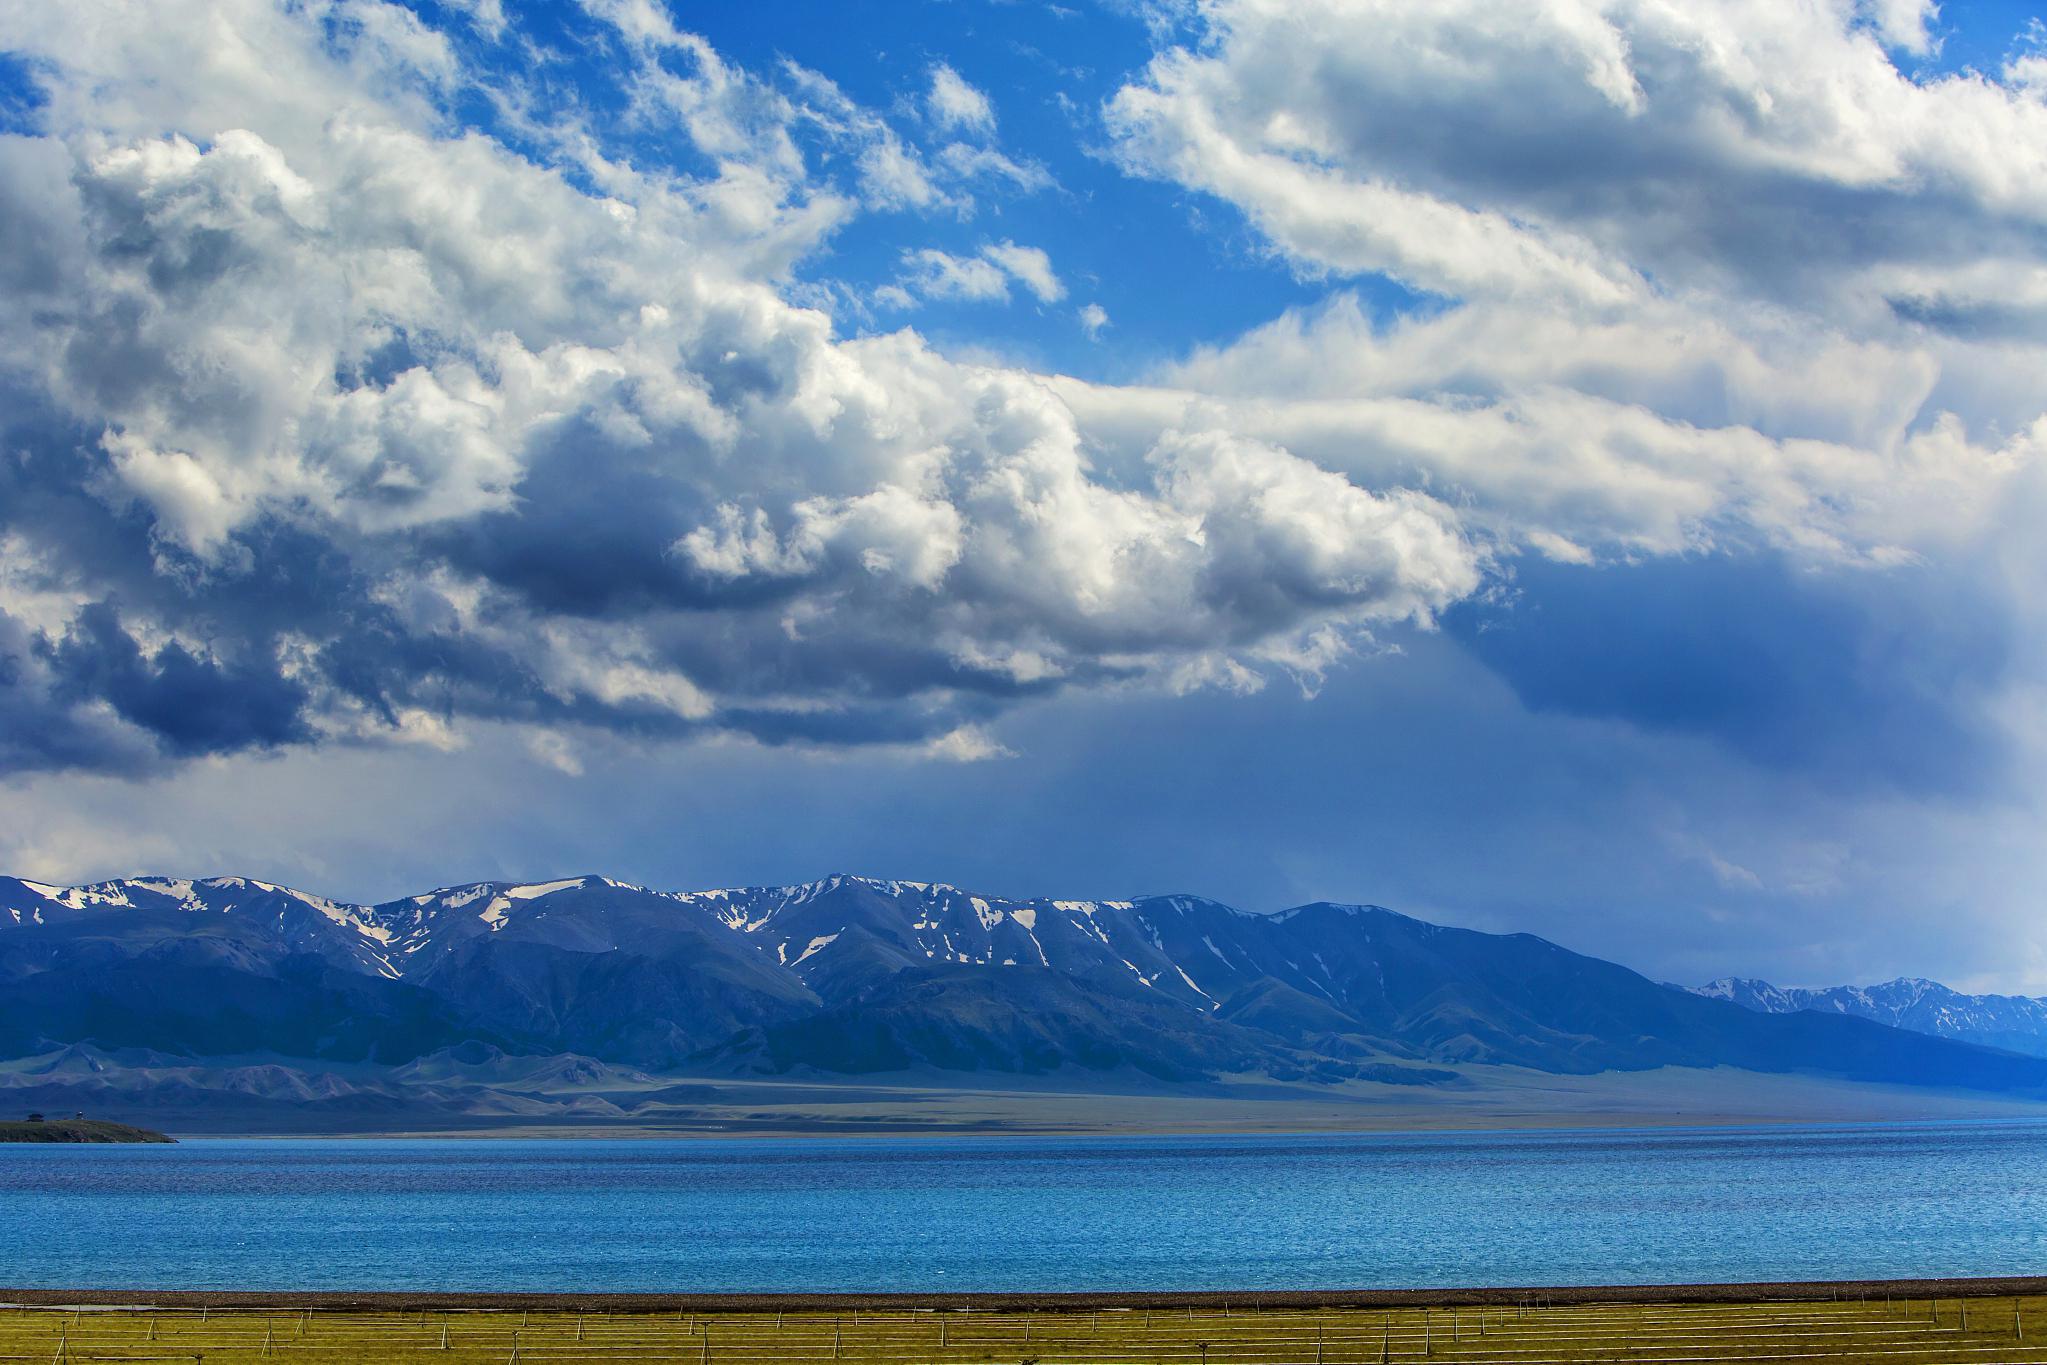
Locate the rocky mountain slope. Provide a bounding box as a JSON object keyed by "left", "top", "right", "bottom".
{"left": 1692, "top": 976, "right": 2047, "bottom": 1058}
{"left": 6, "top": 873, "right": 2047, "bottom": 1106}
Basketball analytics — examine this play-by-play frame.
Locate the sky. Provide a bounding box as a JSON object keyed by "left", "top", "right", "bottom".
{"left": 2, "top": 0, "right": 2047, "bottom": 991}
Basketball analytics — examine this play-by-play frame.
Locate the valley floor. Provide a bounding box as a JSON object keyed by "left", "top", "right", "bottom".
{"left": 19, "top": 1039, "right": 2047, "bottom": 1137}
{"left": 3, "top": 1285, "right": 2045, "bottom": 1362}
{"left": 259, "top": 1064, "right": 2047, "bottom": 1139}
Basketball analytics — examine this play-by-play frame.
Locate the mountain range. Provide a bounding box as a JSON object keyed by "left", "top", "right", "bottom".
{"left": 5, "top": 871, "right": 2047, "bottom": 1131}
{"left": 1691, "top": 976, "right": 2047, "bottom": 1059}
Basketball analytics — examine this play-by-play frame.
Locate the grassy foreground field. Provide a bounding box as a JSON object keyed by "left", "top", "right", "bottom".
{"left": 6, "top": 1295, "right": 2047, "bottom": 1363}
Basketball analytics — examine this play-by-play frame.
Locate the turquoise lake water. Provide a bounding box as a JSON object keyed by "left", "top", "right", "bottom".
{"left": 4, "top": 1122, "right": 2046, "bottom": 1291}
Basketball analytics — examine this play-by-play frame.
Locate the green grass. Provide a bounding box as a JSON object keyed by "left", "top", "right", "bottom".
{"left": 2, "top": 1295, "right": 2043, "bottom": 1362}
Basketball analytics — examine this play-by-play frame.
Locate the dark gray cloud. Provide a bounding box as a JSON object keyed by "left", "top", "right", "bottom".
{"left": 43, "top": 600, "right": 310, "bottom": 756}
{"left": 1449, "top": 554, "right": 2010, "bottom": 797}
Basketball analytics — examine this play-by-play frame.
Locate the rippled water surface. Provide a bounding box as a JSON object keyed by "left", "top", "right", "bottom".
{"left": 4, "top": 1123, "right": 2046, "bottom": 1291}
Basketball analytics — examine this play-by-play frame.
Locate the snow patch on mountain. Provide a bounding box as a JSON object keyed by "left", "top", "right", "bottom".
{"left": 794, "top": 933, "right": 839, "bottom": 965}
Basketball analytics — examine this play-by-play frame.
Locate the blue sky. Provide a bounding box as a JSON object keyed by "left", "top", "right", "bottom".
{"left": 2, "top": 0, "right": 2047, "bottom": 991}
{"left": 412, "top": 0, "right": 1382, "bottom": 378}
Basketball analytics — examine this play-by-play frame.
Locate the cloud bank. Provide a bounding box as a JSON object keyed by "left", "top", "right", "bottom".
{"left": 0, "top": 0, "right": 2041, "bottom": 799}
{"left": 0, "top": 0, "right": 1482, "bottom": 776}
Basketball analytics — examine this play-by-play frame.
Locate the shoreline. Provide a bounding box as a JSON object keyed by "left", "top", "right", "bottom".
{"left": 146, "top": 1109, "right": 2047, "bottom": 1141}
{"left": 6, "top": 1277, "right": 2047, "bottom": 1313}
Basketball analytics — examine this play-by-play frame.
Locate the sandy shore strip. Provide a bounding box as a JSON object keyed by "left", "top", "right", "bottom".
{"left": 4, "top": 1276, "right": 2046, "bottom": 1313}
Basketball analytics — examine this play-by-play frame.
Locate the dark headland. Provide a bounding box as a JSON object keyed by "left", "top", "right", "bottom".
{"left": 0, "top": 1117, "right": 173, "bottom": 1143}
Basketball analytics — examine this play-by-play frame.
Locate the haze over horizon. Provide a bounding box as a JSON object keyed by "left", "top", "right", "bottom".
{"left": 4, "top": 0, "right": 2047, "bottom": 995}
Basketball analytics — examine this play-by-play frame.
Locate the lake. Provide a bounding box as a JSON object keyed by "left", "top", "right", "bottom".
{"left": 4, "top": 1122, "right": 2047, "bottom": 1292}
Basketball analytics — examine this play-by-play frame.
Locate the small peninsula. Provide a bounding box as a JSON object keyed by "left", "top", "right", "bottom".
{"left": 0, "top": 1117, "right": 174, "bottom": 1144}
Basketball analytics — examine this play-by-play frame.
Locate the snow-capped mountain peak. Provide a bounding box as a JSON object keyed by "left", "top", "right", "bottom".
{"left": 1691, "top": 974, "right": 2047, "bottom": 1058}
{"left": 10, "top": 870, "right": 2047, "bottom": 1094}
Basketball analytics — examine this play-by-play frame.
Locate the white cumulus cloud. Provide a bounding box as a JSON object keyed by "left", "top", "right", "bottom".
{"left": 885, "top": 240, "right": 1066, "bottom": 307}
{"left": 926, "top": 64, "right": 996, "bottom": 136}
{"left": 0, "top": 0, "right": 1481, "bottom": 774}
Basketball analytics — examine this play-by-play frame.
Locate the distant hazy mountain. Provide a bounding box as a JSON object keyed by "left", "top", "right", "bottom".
{"left": 1692, "top": 976, "right": 2047, "bottom": 1058}
{"left": 6, "top": 873, "right": 2047, "bottom": 1116}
